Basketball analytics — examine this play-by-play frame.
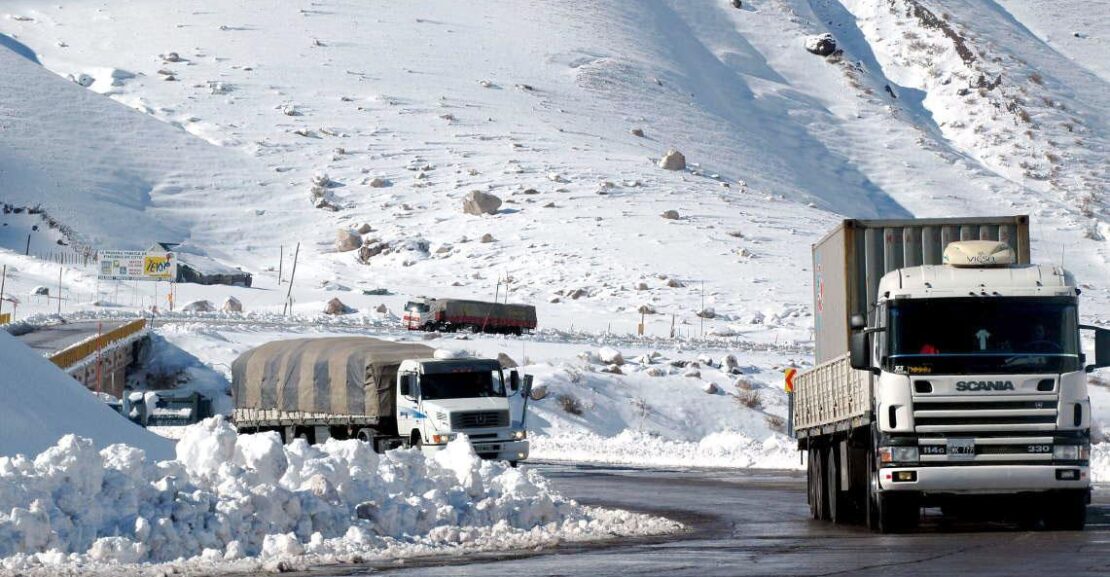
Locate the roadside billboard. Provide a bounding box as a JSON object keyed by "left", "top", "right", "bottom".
{"left": 98, "top": 250, "right": 177, "bottom": 281}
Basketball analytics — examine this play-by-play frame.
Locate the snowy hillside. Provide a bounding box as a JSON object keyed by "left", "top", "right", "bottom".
{"left": 2, "top": 0, "right": 1107, "bottom": 333}
{"left": 0, "top": 0, "right": 1107, "bottom": 470}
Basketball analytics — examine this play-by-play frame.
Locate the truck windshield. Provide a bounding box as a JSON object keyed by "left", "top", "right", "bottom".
{"left": 887, "top": 297, "right": 1080, "bottom": 374}
{"left": 421, "top": 370, "right": 504, "bottom": 400}
{"left": 405, "top": 301, "right": 430, "bottom": 313}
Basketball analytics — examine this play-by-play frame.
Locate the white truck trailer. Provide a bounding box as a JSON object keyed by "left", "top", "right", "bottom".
{"left": 231, "top": 337, "right": 532, "bottom": 464}
{"left": 794, "top": 216, "right": 1109, "bottom": 532}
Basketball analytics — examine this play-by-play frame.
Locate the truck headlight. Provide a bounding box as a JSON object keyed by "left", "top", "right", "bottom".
{"left": 430, "top": 433, "right": 456, "bottom": 444}
{"left": 512, "top": 430, "right": 527, "bottom": 440}
{"left": 879, "top": 446, "right": 918, "bottom": 464}
{"left": 1053, "top": 445, "right": 1080, "bottom": 460}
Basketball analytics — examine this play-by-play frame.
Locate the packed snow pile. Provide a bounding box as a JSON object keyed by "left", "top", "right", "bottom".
{"left": 0, "top": 418, "right": 680, "bottom": 575}
{"left": 532, "top": 430, "right": 800, "bottom": 470}
{"left": 0, "top": 330, "right": 172, "bottom": 460}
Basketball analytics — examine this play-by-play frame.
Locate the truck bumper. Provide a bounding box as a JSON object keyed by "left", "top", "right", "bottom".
{"left": 474, "top": 440, "right": 529, "bottom": 462}
{"left": 420, "top": 440, "right": 529, "bottom": 462}
{"left": 879, "top": 464, "right": 1089, "bottom": 494}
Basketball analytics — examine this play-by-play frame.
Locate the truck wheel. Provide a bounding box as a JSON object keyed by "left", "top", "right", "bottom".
{"left": 865, "top": 453, "right": 879, "bottom": 530}
{"left": 1043, "top": 492, "right": 1087, "bottom": 530}
{"left": 876, "top": 493, "right": 918, "bottom": 534}
{"left": 826, "top": 446, "right": 845, "bottom": 524}
{"left": 807, "top": 446, "right": 823, "bottom": 520}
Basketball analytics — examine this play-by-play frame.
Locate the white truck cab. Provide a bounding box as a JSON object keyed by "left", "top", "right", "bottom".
{"left": 869, "top": 246, "right": 1092, "bottom": 498}
{"left": 395, "top": 355, "right": 530, "bottom": 463}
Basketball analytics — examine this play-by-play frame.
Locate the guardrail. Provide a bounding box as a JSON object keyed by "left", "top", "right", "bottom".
{"left": 48, "top": 319, "right": 147, "bottom": 370}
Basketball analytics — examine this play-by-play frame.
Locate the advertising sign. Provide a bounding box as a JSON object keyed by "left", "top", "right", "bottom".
{"left": 99, "top": 250, "right": 177, "bottom": 281}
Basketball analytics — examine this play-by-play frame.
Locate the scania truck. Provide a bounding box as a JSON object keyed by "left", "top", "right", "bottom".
{"left": 231, "top": 337, "right": 532, "bottom": 464}
{"left": 794, "top": 216, "right": 1109, "bottom": 532}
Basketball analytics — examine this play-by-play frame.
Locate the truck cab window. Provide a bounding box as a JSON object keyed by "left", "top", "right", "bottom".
{"left": 886, "top": 297, "right": 1080, "bottom": 374}
{"left": 420, "top": 370, "right": 505, "bottom": 400}
{"left": 405, "top": 301, "right": 430, "bottom": 313}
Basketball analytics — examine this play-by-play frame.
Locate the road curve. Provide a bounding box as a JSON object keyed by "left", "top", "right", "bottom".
{"left": 334, "top": 463, "right": 1110, "bottom": 577}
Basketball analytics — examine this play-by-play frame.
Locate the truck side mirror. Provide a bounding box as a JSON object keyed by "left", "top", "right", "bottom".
{"left": 399, "top": 374, "right": 415, "bottom": 399}
{"left": 523, "top": 375, "right": 533, "bottom": 399}
{"left": 850, "top": 314, "right": 867, "bottom": 331}
{"left": 849, "top": 331, "right": 871, "bottom": 372}
{"left": 509, "top": 370, "right": 520, "bottom": 394}
{"left": 1087, "top": 327, "right": 1110, "bottom": 372}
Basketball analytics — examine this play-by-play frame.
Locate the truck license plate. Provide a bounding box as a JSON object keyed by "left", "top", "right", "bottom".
{"left": 947, "top": 438, "right": 975, "bottom": 460}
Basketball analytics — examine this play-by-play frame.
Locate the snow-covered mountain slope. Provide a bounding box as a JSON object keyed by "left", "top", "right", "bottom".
{"left": 2, "top": 0, "right": 1104, "bottom": 336}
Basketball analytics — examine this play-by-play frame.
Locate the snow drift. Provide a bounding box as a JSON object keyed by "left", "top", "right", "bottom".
{"left": 0, "top": 419, "right": 678, "bottom": 575}
{"left": 0, "top": 330, "right": 171, "bottom": 460}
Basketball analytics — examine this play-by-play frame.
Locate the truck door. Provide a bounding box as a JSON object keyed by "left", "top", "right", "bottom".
{"left": 396, "top": 372, "right": 423, "bottom": 441}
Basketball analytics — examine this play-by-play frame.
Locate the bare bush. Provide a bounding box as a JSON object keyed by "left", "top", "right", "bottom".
{"left": 736, "top": 389, "right": 762, "bottom": 410}
{"left": 765, "top": 414, "right": 786, "bottom": 433}
{"left": 556, "top": 393, "right": 583, "bottom": 416}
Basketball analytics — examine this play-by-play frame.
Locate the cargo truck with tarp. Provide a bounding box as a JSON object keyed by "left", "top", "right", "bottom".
{"left": 403, "top": 297, "right": 537, "bottom": 335}
{"left": 794, "top": 216, "right": 1110, "bottom": 532}
{"left": 231, "top": 337, "right": 532, "bottom": 463}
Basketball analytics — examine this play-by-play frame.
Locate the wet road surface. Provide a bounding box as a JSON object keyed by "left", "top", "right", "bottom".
{"left": 344, "top": 463, "right": 1110, "bottom": 577}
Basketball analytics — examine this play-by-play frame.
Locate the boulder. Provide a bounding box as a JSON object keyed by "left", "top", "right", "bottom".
{"left": 731, "top": 0, "right": 743, "bottom": 9}
{"left": 479, "top": 233, "right": 495, "bottom": 243}
{"left": 703, "top": 382, "right": 720, "bottom": 394}
{"left": 658, "top": 149, "right": 686, "bottom": 171}
{"left": 598, "top": 347, "right": 624, "bottom": 366}
{"left": 630, "top": 128, "right": 645, "bottom": 137}
{"left": 183, "top": 300, "right": 214, "bottom": 313}
{"left": 462, "top": 190, "right": 502, "bottom": 215}
{"left": 367, "top": 177, "right": 390, "bottom": 188}
{"left": 336, "top": 229, "right": 362, "bottom": 252}
{"left": 374, "top": 304, "right": 388, "bottom": 314}
{"left": 497, "top": 352, "right": 518, "bottom": 369}
{"left": 661, "top": 210, "right": 680, "bottom": 220}
{"left": 696, "top": 307, "right": 716, "bottom": 319}
{"left": 324, "top": 297, "right": 354, "bottom": 315}
{"left": 805, "top": 33, "right": 837, "bottom": 56}
{"left": 221, "top": 297, "right": 243, "bottom": 313}
{"left": 356, "top": 223, "right": 373, "bottom": 235}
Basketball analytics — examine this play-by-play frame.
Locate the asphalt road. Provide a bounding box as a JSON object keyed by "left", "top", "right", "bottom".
{"left": 338, "top": 464, "right": 1109, "bottom": 577}
{"left": 14, "top": 319, "right": 131, "bottom": 355}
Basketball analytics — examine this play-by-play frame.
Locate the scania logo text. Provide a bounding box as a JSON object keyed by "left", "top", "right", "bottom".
{"left": 955, "top": 381, "right": 1015, "bottom": 391}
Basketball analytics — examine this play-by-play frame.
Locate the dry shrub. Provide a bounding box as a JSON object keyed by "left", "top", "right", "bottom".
{"left": 765, "top": 414, "right": 786, "bottom": 433}
{"left": 736, "top": 389, "right": 762, "bottom": 410}
{"left": 556, "top": 393, "right": 583, "bottom": 415}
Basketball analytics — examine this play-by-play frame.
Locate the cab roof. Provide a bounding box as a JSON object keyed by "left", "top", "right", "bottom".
{"left": 878, "top": 264, "right": 1076, "bottom": 300}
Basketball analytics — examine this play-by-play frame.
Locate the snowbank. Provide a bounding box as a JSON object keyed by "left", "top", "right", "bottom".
{"left": 532, "top": 430, "right": 801, "bottom": 470}
{"left": 0, "top": 330, "right": 172, "bottom": 460}
{"left": 0, "top": 418, "right": 679, "bottom": 575}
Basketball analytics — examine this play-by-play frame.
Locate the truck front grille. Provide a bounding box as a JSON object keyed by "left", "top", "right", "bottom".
{"left": 451, "top": 410, "right": 509, "bottom": 429}
{"left": 913, "top": 395, "right": 1058, "bottom": 433}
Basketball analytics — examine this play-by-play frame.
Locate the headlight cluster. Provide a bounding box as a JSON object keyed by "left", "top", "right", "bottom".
{"left": 878, "top": 446, "right": 919, "bottom": 464}
{"left": 1053, "top": 445, "right": 1089, "bottom": 461}
{"left": 512, "top": 430, "right": 527, "bottom": 440}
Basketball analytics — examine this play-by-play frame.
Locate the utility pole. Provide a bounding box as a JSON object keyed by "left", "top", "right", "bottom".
{"left": 278, "top": 245, "right": 284, "bottom": 284}
{"left": 700, "top": 280, "right": 705, "bottom": 339}
{"left": 57, "top": 266, "right": 63, "bottom": 315}
{"left": 283, "top": 242, "right": 300, "bottom": 316}
{"left": 0, "top": 265, "right": 6, "bottom": 318}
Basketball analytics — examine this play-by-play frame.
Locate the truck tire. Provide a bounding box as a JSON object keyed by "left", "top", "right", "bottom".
{"left": 826, "top": 446, "right": 846, "bottom": 524}
{"left": 876, "top": 493, "right": 919, "bottom": 534}
{"left": 865, "top": 453, "right": 879, "bottom": 530}
{"left": 1043, "top": 492, "right": 1086, "bottom": 530}
{"left": 807, "top": 446, "right": 823, "bottom": 520}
